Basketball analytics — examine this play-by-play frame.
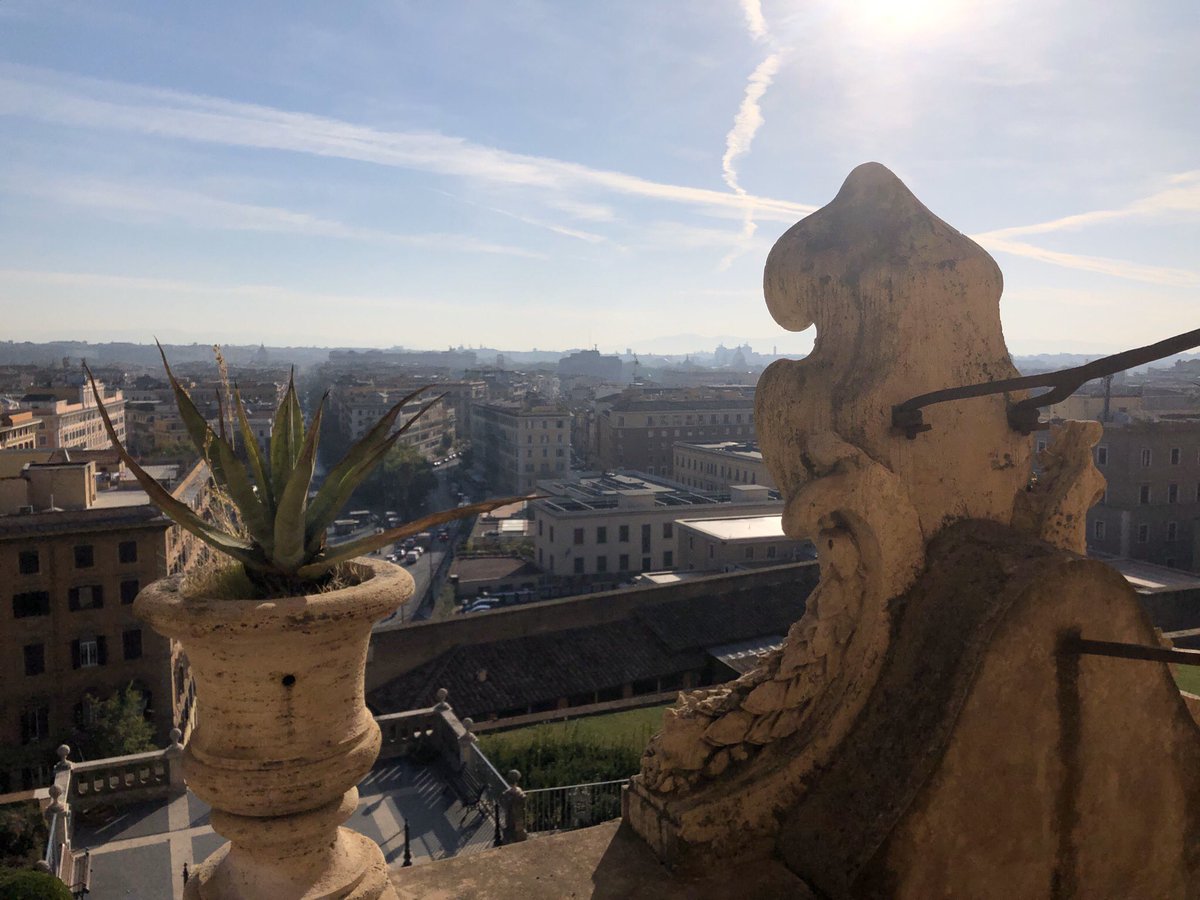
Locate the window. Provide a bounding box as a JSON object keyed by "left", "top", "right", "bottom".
{"left": 13, "top": 591, "right": 50, "bottom": 618}
{"left": 641, "top": 524, "right": 651, "bottom": 552}
{"left": 573, "top": 528, "right": 584, "bottom": 545}
{"left": 549, "top": 526, "right": 555, "bottom": 543}
{"left": 123, "top": 629, "right": 143, "bottom": 661}
{"left": 573, "top": 557, "right": 584, "bottom": 575}
{"left": 68, "top": 585, "right": 104, "bottom": 611}
{"left": 1139, "top": 485, "right": 1151, "bottom": 505}
{"left": 662, "top": 522, "right": 673, "bottom": 539}
{"left": 74, "top": 545, "right": 94, "bottom": 568}
{"left": 1167, "top": 522, "right": 1179, "bottom": 542}
{"left": 23, "top": 643, "right": 45, "bottom": 677}
{"left": 597, "top": 526, "right": 607, "bottom": 544}
{"left": 18, "top": 550, "right": 39, "bottom": 575}
{"left": 78, "top": 639, "right": 99, "bottom": 668}
{"left": 641, "top": 556, "right": 651, "bottom": 570}
{"left": 767, "top": 545, "right": 777, "bottom": 559}
{"left": 538, "top": 519, "right": 543, "bottom": 536}
{"left": 662, "top": 550, "right": 674, "bottom": 568}
{"left": 118, "top": 540, "right": 138, "bottom": 563}
{"left": 745, "top": 546, "right": 755, "bottom": 560}
{"left": 1096, "top": 446, "right": 1108, "bottom": 467}
{"left": 1141, "top": 448, "right": 1152, "bottom": 467}
{"left": 596, "top": 556, "right": 607, "bottom": 573}
{"left": 1036, "top": 440, "right": 1047, "bottom": 454}
{"left": 20, "top": 707, "right": 49, "bottom": 744}
{"left": 1093, "top": 519, "right": 1107, "bottom": 540}
{"left": 709, "top": 544, "right": 715, "bottom": 558}
{"left": 1169, "top": 484, "right": 1179, "bottom": 504}
{"left": 120, "top": 580, "right": 139, "bottom": 605}
{"left": 618, "top": 525, "right": 629, "bottom": 543}
{"left": 619, "top": 554, "right": 629, "bottom": 570}
{"left": 1171, "top": 448, "right": 1182, "bottom": 465}
{"left": 1137, "top": 523, "right": 1150, "bottom": 543}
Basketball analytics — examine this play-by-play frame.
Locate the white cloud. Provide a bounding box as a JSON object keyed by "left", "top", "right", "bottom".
{"left": 9, "top": 176, "right": 547, "bottom": 258}
{"left": 0, "top": 64, "right": 811, "bottom": 223}
{"left": 739, "top": 0, "right": 768, "bottom": 42}
{"left": 977, "top": 237, "right": 1200, "bottom": 289}
{"left": 976, "top": 171, "right": 1200, "bottom": 241}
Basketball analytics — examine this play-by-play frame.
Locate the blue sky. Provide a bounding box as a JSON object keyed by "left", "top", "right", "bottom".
{"left": 0, "top": 0, "right": 1196, "bottom": 354}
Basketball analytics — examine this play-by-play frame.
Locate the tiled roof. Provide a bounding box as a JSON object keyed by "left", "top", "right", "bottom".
{"left": 368, "top": 571, "right": 814, "bottom": 719}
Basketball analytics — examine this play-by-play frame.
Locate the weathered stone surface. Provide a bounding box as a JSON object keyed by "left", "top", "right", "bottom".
{"left": 703, "top": 710, "right": 753, "bottom": 747}
{"left": 657, "top": 709, "right": 713, "bottom": 772}
{"left": 742, "top": 679, "right": 788, "bottom": 715}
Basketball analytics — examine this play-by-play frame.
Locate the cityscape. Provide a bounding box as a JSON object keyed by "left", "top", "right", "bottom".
{"left": 2, "top": 0, "right": 1199, "bottom": 897}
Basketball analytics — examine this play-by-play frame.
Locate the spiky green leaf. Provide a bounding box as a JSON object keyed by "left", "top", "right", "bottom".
{"left": 297, "top": 496, "right": 531, "bottom": 577}
{"left": 272, "top": 395, "right": 324, "bottom": 572}
{"left": 234, "top": 385, "right": 272, "bottom": 518}
{"left": 269, "top": 376, "right": 299, "bottom": 502}
{"left": 303, "top": 386, "right": 433, "bottom": 550}
{"left": 84, "top": 366, "right": 266, "bottom": 571}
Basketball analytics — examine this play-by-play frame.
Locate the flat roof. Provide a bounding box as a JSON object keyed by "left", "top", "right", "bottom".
{"left": 708, "top": 635, "right": 786, "bottom": 675}
{"left": 1097, "top": 556, "right": 1200, "bottom": 592}
{"left": 679, "top": 515, "right": 784, "bottom": 541}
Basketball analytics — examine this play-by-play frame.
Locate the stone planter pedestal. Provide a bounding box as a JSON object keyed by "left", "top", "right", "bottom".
{"left": 137, "top": 558, "right": 412, "bottom": 899}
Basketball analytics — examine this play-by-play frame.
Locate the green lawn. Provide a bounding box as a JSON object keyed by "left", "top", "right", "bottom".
{"left": 478, "top": 704, "right": 670, "bottom": 789}
{"left": 1173, "top": 664, "right": 1200, "bottom": 696}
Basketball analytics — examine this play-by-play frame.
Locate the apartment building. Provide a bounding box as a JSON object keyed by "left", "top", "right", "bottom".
{"left": 330, "top": 384, "right": 456, "bottom": 459}
{"left": 19, "top": 380, "right": 126, "bottom": 450}
{"left": 594, "top": 386, "right": 756, "bottom": 475}
{"left": 530, "top": 472, "right": 781, "bottom": 582}
{"left": 0, "top": 455, "right": 173, "bottom": 792}
{"left": 675, "top": 514, "right": 812, "bottom": 572}
{"left": 472, "top": 400, "right": 571, "bottom": 494}
{"left": 1081, "top": 418, "right": 1200, "bottom": 571}
{"left": 673, "top": 441, "right": 776, "bottom": 491}
{"left": 0, "top": 410, "right": 40, "bottom": 450}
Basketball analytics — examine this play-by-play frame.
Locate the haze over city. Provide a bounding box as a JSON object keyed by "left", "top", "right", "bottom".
{"left": 0, "top": 0, "right": 1196, "bottom": 354}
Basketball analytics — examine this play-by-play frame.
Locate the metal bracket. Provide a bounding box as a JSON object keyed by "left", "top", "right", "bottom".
{"left": 892, "top": 326, "right": 1200, "bottom": 439}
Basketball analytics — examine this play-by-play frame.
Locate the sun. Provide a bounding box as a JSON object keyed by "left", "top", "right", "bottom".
{"left": 847, "top": 0, "right": 967, "bottom": 42}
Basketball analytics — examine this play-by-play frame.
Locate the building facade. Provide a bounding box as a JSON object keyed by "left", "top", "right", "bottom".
{"left": 0, "top": 459, "right": 173, "bottom": 792}
{"left": 594, "top": 387, "right": 757, "bottom": 475}
{"left": 0, "top": 410, "right": 40, "bottom": 450}
{"left": 471, "top": 401, "right": 572, "bottom": 494}
{"left": 20, "top": 381, "right": 126, "bottom": 450}
{"left": 531, "top": 473, "right": 781, "bottom": 583}
{"left": 672, "top": 441, "right": 776, "bottom": 491}
{"left": 675, "top": 514, "right": 812, "bottom": 572}
{"left": 1081, "top": 418, "right": 1200, "bottom": 571}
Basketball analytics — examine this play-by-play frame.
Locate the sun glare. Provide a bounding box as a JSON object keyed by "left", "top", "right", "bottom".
{"left": 847, "top": 0, "right": 967, "bottom": 42}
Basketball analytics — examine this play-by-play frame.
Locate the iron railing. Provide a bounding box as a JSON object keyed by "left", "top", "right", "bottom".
{"left": 522, "top": 778, "right": 628, "bottom": 833}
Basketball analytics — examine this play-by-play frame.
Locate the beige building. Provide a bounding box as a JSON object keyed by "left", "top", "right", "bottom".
{"left": 675, "top": 514, "right": 813, "bottom": 572}
{"left": 672, "top": 441, "right": 775, "bottom": 491}
{"left": 0, "top": 410, "right": 40, "bottom": 450}
{"left": 20, "top": 381, "right": 126, "bottom": 450}
{"left": 0, "top": 457, "right": 174, "bottom": 792}
{"left": 331, "top": 384, "right": 456, "bottom": 460}
{"left": 531, "top": 473, "right": 780, "bottom": 583}
{"left": 594, "top": 386, "right": 756, "bottom": 475}
{"left": 472, "top": 400, "right": 571, "bottom": 494}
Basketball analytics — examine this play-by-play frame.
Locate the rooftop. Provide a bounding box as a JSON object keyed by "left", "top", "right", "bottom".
{"left": 677, "top": 514, "right": 785, "bottom": 541}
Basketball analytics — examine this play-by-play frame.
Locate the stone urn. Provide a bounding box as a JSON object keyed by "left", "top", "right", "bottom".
{"left": 136, "top": 557, "right": 411, "bottom": 899}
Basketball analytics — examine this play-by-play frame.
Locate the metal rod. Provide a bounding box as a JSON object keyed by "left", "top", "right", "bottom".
{"left": 1059, "top": 636, "right": 1200, "bottom": 667}
{"left": 892, "top": 326, "right": 1200, "bottom": 438}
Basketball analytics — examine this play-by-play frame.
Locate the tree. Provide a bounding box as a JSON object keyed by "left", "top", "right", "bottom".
{"left": 77, "top": 685, "right": 155, "bottom": 760}
{"left": 0, "top": 868, "right": 72, "bottom": 900}
{"left": 0, "top": 804, "right": 46, "bottom": 869}
{"left": 353, "top": 443, "right": 437, "bottom": 519}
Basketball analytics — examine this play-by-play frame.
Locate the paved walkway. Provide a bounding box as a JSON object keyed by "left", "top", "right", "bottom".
{"left": 74, "top": 758, "right": 496, "bottom": 899}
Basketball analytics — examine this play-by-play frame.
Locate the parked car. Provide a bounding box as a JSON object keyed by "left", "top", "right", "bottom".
{"left": 404, "top": 550, "right": 420, "bottom": 565}
{"left": 437, "top": 530, "right": 450, "bottom": 542}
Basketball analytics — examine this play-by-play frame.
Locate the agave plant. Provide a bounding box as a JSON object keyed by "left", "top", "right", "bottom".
{"left": 86, "top": 345, "right": 522, "bottom": 595}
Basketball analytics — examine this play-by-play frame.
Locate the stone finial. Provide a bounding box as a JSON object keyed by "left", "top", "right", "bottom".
{"left": 507, "top": 769, "right": 522, "bottom": 786}
{"left": 635, "top": 163, "right": 1038, "bottom": 800}
{"left": 434, "top": 688, "right": 451, "bottom": 711}
{"left": 55, "top": 744, "right": 72, "bottom": 771}
{"left": 165, "top": 727, "right": 184, "bottom": 759}
{"left": 46, "top": 784, "right": 67, "bottom": 817}
{"left": 461, "top": 717, "right": 475, "bottom": 734}
{"left": 35, "top": 859, "right": 50, "bottom": 873}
